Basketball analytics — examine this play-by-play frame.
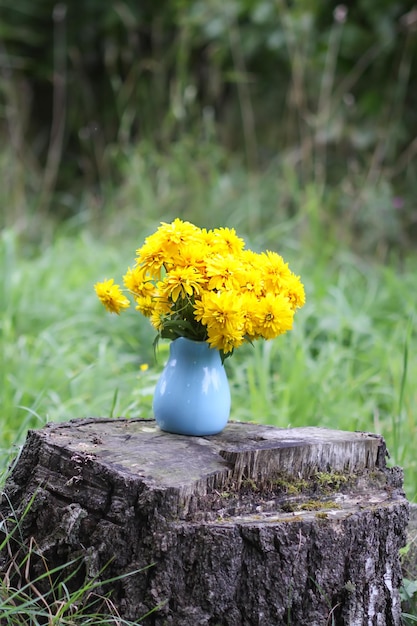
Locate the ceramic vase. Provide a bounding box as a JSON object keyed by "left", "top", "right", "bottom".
{"left": 153, "top": 337, "right": 231, "bottom": 436}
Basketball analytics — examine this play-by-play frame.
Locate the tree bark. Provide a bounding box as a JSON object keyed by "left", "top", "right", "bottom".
{"left": 0, "top": 418, "right": 409, "bottom": 625}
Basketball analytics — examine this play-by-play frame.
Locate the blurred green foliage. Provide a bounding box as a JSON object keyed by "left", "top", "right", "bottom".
{"left": 0, "top": 0, "right": 416, "bottom": 248}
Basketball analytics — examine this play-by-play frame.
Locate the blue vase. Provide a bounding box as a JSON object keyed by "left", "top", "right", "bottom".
{"left": 153, "top": 337, "right": 231, "bottom": 436}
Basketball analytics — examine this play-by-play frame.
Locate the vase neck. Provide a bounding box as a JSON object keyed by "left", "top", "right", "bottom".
{"left": 171, "top": 337, "right": 220, "bottom": 362}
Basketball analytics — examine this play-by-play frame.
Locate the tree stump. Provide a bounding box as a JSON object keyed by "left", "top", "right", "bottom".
{"left": 0, "top": 418, "right": 409, "bottom": 625}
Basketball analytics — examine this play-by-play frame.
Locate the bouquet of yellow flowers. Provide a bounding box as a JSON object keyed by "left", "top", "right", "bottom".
{"left": 95, "top": 219, "right": 305, "bottom": 359}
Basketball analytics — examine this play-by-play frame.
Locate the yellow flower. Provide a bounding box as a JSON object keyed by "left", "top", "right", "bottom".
{"left": 148, "top": 296, "right": 172, "bottom": 329}
{"left": 209, "top": 227, "right": 246, "bottom": 256}
{"left": 252, "top": 293, "right": 294, "bottom": 339}
{"left": 205, "top": 254, "right": 242, "bottom": 291}
{"left": 123, "top": 266, "right": 154, "bottom": 298}
{"left": 94, "top": 219, "right": 305, "bottom": 360}
{"left": 194, "top": 291, "right": 245, "bottom": 341}
{"left": 159, "top": 266, "right": 205, "bottom": 303}
{"left": 137, "top": 219, "right": 201, "bottom": 273}
{"left": 150, "top": 308, "right": 166, "bottom": 331}
{"left": 236, "top": 260, "right": 265, "bottom": 297}
{"left": 172, "top": 240, "right": 210, "bottom": 274}
{"left": 158, "top": 218, "right": 201, "bottom": 252}
{"left": 134, "top": 241, "right": 167, "bottom": 280}
{"left": 197, "top": 291, "right": 246, "bottom": 352}
{"left": 259, "top": 250, "right": 293, "bottom": 294}
{"left": 134, "top": 294, "right": 155, "bottom": 318}
{"left": 282, "top": 274, "right": 306, "bottom": 310}
{"left": 206, "top": 325, "right": 245, "bottom": 353}
{"left": 239, "top": 291, "right": 260, "bottom": 337}
{"left": 94, "top": 279, "right": 130, "bottom": 314}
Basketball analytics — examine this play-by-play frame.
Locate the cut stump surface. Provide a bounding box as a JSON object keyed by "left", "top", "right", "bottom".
{"left": 0, "top": 418, "right": 409, "bottom": 626}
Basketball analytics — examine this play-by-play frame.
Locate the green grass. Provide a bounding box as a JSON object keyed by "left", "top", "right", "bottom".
{"left": 0, "top": 142, "right": 416, "bottom": 621}
{"left": 0, "top": 228, "right": 157, "bottom": 465}
{"left": 1, "top": 203, "right": 416, "bottom": 497}
{"left": 231, "top": 254, "right": 416, "bottom": 477}
{"left": 0, "top": 490, "right": 155, "bottom": 625}
{"left": 1, "top": 2, "right": 416, "bottom": 616}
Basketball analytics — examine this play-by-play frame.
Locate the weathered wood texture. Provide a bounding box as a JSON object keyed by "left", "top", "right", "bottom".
{"left": 0, "top": 418, "right": 409, "bottom": 625}
{"left": 405, "top": 504, "right": 417, "bottom": 570}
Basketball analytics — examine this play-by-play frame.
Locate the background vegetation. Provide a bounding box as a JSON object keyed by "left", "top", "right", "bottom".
{"left": 1, "top": 0, "right": 416, "bottom": 622}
